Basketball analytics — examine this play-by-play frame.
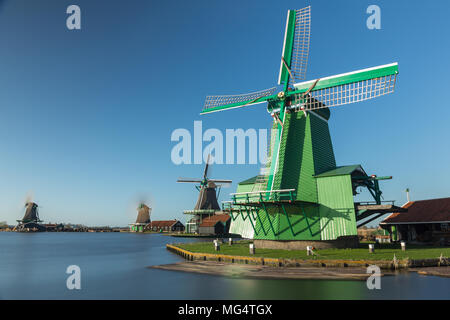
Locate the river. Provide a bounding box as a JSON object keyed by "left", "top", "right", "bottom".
{"left": 0, "top": 232, "right": 448, "bottom": 299}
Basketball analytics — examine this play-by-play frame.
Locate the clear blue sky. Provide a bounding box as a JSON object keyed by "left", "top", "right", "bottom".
{"left": 0, "top": 0, "right": 449, "bottom": 226}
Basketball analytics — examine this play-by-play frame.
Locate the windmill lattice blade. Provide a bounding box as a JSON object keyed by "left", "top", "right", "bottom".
{"left": 209, "top": 179, "right": 232, "bottom": 183}
{"left": 215, "top": 183, "right": 232, "bottom": 188}
{"left": 292, "top": 74, "right": 397, "bottom": 112}
{"left": 291, "top": 63, "right": 399, "bottom": 112}
{"left": 202, "top": 87, "right": 278, "bottom": 114}
{"left": 203, "top": 154, "right": 211, "bottom": 179}
{"left": 289, "top": 6, "right": 311, "bottom": 85}
{"left": 177, "top": 178, "right": 202, "bottom": 183}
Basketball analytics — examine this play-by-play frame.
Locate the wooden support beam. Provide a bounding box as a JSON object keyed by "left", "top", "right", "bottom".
{"left": 261, "top": 202, "right": 277, "bottom": 236}
{"left": 357, "top": 213, "right": 386, "bottom": 228}
{"left": 300, "top": 205, "right": 314, "bottom": 237}
{"left": 280, "top": 203, "right": 295, "bottom": 237}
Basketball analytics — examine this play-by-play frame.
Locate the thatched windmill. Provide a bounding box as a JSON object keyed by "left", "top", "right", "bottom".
{"left": 130, "top": 203, "right": 152, "bottom": 232}
{"left": 21, "top": 202, "right": 41, "bottom": 223}
{"left": 15, "top": 202, "right": 45, "bottom": 232}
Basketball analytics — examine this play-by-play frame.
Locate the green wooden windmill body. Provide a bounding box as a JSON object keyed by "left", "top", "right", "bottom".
{"left": 255, "top": 109, "right": 336, "bottom": 240}
{"left": 202, "top": 7, "right": 400, "bottom": 242}
{"left": 230, "top": 107, "right": 354, "bottom": 241}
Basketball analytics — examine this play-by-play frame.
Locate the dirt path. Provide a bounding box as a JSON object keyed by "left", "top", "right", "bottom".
{"left": 150, "top": 260, "right": 393, "bottom": 280}
{"left": 412, "top": 266, "right": 450, "bottom": 278}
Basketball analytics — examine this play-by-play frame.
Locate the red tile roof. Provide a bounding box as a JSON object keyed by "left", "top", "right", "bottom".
{"left": 382, "top": 197, "right": 450, "bottom": 224}
{"left": 199, "top": 214, "right": 230, "bottom": 227}
{"left": 147, "top": 220, "right": 178, "bottom": 228}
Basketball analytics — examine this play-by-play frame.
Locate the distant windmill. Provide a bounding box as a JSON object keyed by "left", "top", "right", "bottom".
{"left": 177, "top": 155, "right": 232, "bottom": 233}
{"left": 15, "top": 201, "right": 45, "bottom": 232}
{"left": 19, "top": 202, "right": 42, "bottom": 224}
{"left": 130, "top": 203, "right": 152, "bottom": 232}
{"left": 136, "top": 203, "right": 151, "bottom": 224}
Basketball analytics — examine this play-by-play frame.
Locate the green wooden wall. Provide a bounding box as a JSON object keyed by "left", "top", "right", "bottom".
{"left": 316, "top": 175, "right": 357, "bottom": 240}
{"left": 228, "top": 181, "right": 257, "bottom": 238}
{"left": 252, "top": 203, "right": 321, "bottom": 241}
{"left": 271, "top": 111, "right": 336, "bottom": 203}
{"left": 230, "top": 111, "right": 358, "bottom": 241}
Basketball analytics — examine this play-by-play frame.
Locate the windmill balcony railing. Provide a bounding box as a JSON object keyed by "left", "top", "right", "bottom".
{"left": 183, "top": 209, "right": 216, "bottom": 215}
{"left": 226, "top": 189, "right": 297, "bottom": 206}
{"left": 356, "top": 200, "right": 396, "bottom": 206}
{"left": 222, "top": 201, "right": 233, "bottom": 211}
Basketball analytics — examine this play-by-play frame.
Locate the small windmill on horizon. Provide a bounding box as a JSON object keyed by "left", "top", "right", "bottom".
{"left": 15, "top": 200, "right": 45, "bottom": 232}
{"left": 129, "top": 203, "right": 152, "bottom": 232}
{"left": 177, "top": 154, "right": 232, "bottom": 233}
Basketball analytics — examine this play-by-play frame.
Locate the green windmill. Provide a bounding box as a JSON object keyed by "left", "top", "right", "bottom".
{"left": 201, "top": 6, "right": 405, "bottom": 247}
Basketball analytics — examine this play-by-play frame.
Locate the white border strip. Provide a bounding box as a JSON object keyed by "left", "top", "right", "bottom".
{"left": 278, "top": 10, "right": 291, "bottom": 85}
{"left": 309, "top": 110, "right": 328, "bottom": 123}
{"left": 201, "top": 101, "right": 267, "bottom": 115}
{"left": 293, "top": 62, "right": 398, "bottom": 88}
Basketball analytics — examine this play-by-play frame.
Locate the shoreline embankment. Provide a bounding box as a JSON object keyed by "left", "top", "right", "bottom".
{"left": 152, "top": 243, "right": 450, "bottom": 280}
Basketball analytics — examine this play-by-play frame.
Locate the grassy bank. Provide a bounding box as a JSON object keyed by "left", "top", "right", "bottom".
{"left": 176, "top": 241, "right": 450, "bottom": 261}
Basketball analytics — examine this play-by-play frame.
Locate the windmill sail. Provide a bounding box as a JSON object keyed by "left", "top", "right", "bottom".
{"left": 202, "top": 87, "right": 278, "bottom": 114}
{"left": 209, "top": 179, "right": 232, "bottom": 188}
{"left": 291, "top": 63, "right": 398, "bottom": 112}
{"left": 209, "top": 179, "right": 232, "bottom": 184}
{"left": 203, "top": 154, "right": 211, "bottom": 179}
{"left": 278, "top": 6, "right": 311, "bottom": 86}
{"left": 201, "top": 6, "right": 312, "bottom": 115}
{"left": 177, "top": 178, "right": 202, "bottom": 183}
{"left": 289, "top": 6, "right": 311, "bottom": 84}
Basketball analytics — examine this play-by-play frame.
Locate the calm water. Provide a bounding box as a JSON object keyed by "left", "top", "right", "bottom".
{"left": 0, "top": 232, "right": 448, "bottom": 300}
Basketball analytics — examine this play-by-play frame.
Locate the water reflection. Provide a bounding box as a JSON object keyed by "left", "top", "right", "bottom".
{"left": 0, "top": 233, "right": 448, "bottom": 299}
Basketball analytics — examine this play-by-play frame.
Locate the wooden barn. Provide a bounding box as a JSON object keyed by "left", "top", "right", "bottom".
{"left": 145, "top": 220, "right": 185, "bottom": 233}
{"left": 381, "top": 197, "right": 450, "bottom": 245}
{"left": 198, "top": 214, "right": 231, "bottom": 235}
